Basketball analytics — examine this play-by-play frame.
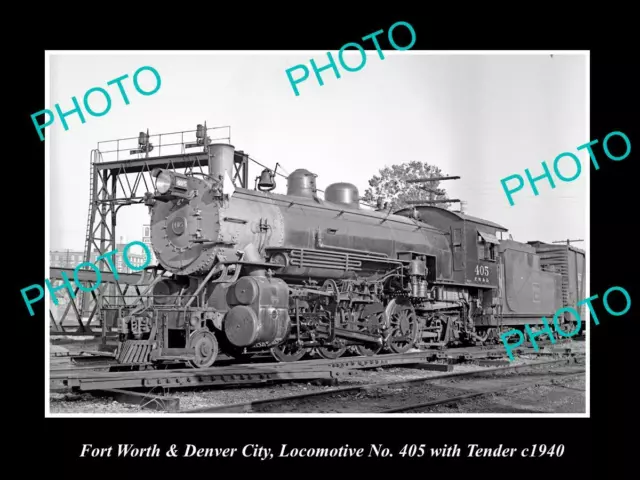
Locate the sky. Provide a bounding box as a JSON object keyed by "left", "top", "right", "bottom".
{"left": 48, "top": 52, "right": 587, "bottom": 253}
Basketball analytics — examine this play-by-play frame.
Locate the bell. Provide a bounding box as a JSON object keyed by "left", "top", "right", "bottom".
{"left": 258, "top": 168, "right": 276, "bottom": 190}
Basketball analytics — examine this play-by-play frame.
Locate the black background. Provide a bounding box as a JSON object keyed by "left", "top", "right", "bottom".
{"left": 12, "top": 10, "right": 635, "bottom": 477}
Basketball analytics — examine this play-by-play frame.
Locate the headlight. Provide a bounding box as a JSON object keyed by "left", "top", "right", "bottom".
{"left": 156, "top": 171, "right": 173, "bottom": 194}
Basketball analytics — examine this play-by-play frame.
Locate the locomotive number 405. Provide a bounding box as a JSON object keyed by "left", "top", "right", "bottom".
{"left": 475, "top": 265, "right": 490, "bottom": 276}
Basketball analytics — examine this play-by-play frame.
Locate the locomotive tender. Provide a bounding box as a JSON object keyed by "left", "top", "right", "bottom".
{"left": 114, "top": 142, "right": 585, "bottom": 368}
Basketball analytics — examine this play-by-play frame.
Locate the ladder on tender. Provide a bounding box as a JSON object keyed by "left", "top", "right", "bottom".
{"left": 538, "top": 249, "right": 569, "bottom": 305}
{"left": 536, "top": 246, "right": 579, "bottom": 323}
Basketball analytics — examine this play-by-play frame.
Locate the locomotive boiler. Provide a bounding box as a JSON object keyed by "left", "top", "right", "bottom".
{"left": 114, "top": 140, "right": 584, "bottom": 369}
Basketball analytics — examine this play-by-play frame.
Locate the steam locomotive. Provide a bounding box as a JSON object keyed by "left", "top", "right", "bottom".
{"left": 113, "top": 143, "right": 585, "bottom": 368}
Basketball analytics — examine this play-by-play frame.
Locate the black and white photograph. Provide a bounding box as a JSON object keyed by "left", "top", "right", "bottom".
{"left": 42, "top": 50, "right": 592, "bottom": 417}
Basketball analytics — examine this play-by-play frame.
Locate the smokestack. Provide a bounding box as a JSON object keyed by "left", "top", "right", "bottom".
{"left": 208, "top": 143, "right": 236, "bottom": 183}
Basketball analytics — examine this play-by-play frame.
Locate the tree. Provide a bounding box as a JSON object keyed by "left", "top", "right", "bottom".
{"left": 362, "top": 161, "right": 452, "bottom": 211}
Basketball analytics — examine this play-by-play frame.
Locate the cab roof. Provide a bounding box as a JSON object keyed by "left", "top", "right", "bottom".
{"left": 394, "top": 205, "right": 508, "bottom": 231}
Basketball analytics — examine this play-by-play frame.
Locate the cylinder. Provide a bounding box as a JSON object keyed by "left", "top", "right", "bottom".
{"left": 234, "top": 277, "right": 259, "bottom": 305}
{"left": 224, "top": 305, "right": 289, "bottom": 347}
{"left": 224, "top": 306, "right": 261, "bottom": 346}
{"left": 208, "top": 143, "right": 235, "bottom": 181}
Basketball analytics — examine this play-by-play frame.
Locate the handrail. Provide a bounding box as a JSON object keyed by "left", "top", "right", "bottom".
{"left": 93, "top": 125, "right": 231, "bottom": 163}
{"left": 96, "top": 125, "right": 231, "bottom": 145}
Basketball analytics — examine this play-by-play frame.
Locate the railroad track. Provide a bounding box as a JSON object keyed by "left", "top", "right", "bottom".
{"left": 49, "top": 338, "right": 583, "bottom": 413}
{"left": 181, "top": 356, "right": 585, "bottom": 414}
{"left": 50, "top": 339, "right": 578, "bottom": 390}
{"left": 50, "top": 337, "right": 577, "bottom": 374}
{"left": 380, "top": 369, "right": 584, "bottom": 413}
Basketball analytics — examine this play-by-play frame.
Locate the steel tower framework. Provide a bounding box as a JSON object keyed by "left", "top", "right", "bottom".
{"left": 71, "top": 124, "right": 249, "bottom": 334}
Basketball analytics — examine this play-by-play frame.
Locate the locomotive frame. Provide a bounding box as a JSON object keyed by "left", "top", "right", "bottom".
{"left": 94, "top": 127, "right": 584, "bottom": 369}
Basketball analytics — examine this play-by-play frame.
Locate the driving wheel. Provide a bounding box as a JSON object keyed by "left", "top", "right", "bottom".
{"left": 271, "top": 342, "right": 309, "bottom": 362}
{"left": 386, "top": 303, "right": 419, "bottom": 354}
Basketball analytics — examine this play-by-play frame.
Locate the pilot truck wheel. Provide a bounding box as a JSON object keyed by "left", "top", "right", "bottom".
{"left": 188, "top": 330, "right": 219, "bottom": 368}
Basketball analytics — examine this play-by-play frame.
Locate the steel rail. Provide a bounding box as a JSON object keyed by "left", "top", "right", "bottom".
{"left": 60, "top": 368, "right": 355, "bottom": 391}
{"left": 181, "top": 357, "right": 583, "bottom": 413}
{"left": 50, "top": 363, "right": 123, "bottom": 372}
{"left": 49, "top": 351, "right": 454, "bottom": 391}
{"left": 381, "top": 370, "right": 585, "bottom": 413}
{"left": 49, "top": 340, "right": 578, "bottom": 389}
{"left": 47, "top": 345, "right": 520, "bottom": 382}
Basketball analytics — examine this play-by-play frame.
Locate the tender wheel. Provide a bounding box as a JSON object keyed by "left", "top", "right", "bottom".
{"left": 386, "top": 302, "right": 419, "bottom": 354}
{"left": 188, "top": 330, "right": 219, "bottom": 368}
{"left": 271, "top": 342, "right": 309, "bottom": 362}
{"left": 316, "top": 345, "right": 347, "bottom": 359}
